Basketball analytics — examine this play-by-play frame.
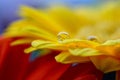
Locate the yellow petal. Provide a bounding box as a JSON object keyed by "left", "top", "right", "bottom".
{"left": 97, "top": 39, "right": 120, "bottom": 57}
{"left": 31, "top": 40, "right": 65, "bottom": 50}
{"left": 69, "top": 48, "right": 101, "bottom": 56}
{"left": 62, "top": 39, "right": 99, "bottom": 48}
{"left": 11, "top": 38, "right": 33, "bottom": 46}
{"left": 100, "top": 2, "right": 120, "bottom": 22}
{"left": 48, "top": 7, "right": 81, "bottom": 36}
{"left": 102, "top": 39, "right": 120, "bottom": 46}
{"left": 31, "top": 40, "right": 53, "bottom": 47}
{"left": 6, "top": 20, "right": 56, "bottom": 37}
{"left": 19, "top": 6, "right": 64, "bottom": 33}
{"left": 4, "top": 20, "right": 57, "bottom": 41}
{"left": 24, "top": 47, "right": 37, "bottom": 53}
{"left": 55, "top": 51, "right": 90, "bottom": 64}
{"left": 24, "top": 47, "right": 51, "bottom": 56}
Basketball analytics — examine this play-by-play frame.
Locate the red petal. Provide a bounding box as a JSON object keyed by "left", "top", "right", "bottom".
{"left": 59, "top": 62, "right": 103, "bottom": 80}
{"left": 116, "top": 70, "right": 120, "bottom": 80}
{"left": 0, "top": 37, "right": 12, "bottom": 66}
{"left": 74, "top": 74, "right": 97, "bottom": 80}
{"left": 0, "top": 37, "right": 30, "bottom": 80}
{"left": 25, "top": 53, "right": 70, "bottom": 80}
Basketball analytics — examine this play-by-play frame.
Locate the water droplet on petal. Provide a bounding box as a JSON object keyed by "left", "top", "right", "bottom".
{"left": 87, "top": 36, "right": 98, "bottom": 42}
{"left": 57, "top": 32, "right": 70, "bottom": 42}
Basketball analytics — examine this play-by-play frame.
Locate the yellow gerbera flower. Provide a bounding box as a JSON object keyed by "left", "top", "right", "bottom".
{"left": 3, "top": 2, "right": 120, "bottom": 77}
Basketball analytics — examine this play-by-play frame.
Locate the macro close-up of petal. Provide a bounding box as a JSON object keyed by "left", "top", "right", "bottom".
{"left": 0, "top": 0, "right": 120, "bottom": 80}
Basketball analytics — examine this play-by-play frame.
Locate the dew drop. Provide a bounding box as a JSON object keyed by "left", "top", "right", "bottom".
{"left": 57, "top": 32, "right": 70, "bottom": 42}
{"left": 87, "top": 36, "right": 98, "bottom": 41}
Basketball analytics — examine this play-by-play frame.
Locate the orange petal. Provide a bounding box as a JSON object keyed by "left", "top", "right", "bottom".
{"left": 90, "top": 56, "right": 120, "bottom": 73}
